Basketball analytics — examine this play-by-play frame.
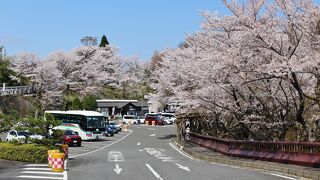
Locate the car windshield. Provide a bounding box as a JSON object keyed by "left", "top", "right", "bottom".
{"left": 124, "top": 116, "right": 134, "bottom": 119}
{"left": 64, "top": 130, "right": 77, "bottom": 135}
{"left": 17, "top": 131, "right": 28, "bottom": 136}
{"left": 86, "top": 116, "right": 104, "bottom": 128}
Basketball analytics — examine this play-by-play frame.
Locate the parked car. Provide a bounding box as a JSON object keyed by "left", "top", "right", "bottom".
{"left": 145, "top": 113, "right": 165, "bottom": 125}
{"left": 122, "top": 115, "right": 139, "bottom": 124}
{"left": 63, "top": 130, "right": 82, "bottom": 146}
{"left": 137, "top": 115, "right": 146, "bottom": 124}
{"left": 109, "top": 121, "right": 122, "bottom": 132}
{"left": 105, "top": 125, "right": 115, "bottom": 136}
{"left": 6, "top": 130, "right": 26, "bottom": 142}
{"left": 161, "top": 113, "right": 176, "bottom": 123}
{"left": 163, "top": 117, "right": 174, "bottom": 125}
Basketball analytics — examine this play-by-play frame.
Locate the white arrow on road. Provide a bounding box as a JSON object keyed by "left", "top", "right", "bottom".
{"left": 150, "top": 134, "right": 156, "bottom": 137}
{"left": 113, "top": 164, "right": 123, "bottom": 174}
{"left": 175, "top": 163, "right": 190, "bottom": 171}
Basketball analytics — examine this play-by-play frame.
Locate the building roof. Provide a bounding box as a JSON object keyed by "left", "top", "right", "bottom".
{"left": 97, "top": 99, "right": 149, "bottom": 107}
{"left": 45, "top": 110, "right": 104, "bottom": 116}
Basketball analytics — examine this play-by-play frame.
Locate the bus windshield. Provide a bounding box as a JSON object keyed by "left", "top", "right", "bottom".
{"left": 86, "top": 116, "right": 104, "bottom": 128}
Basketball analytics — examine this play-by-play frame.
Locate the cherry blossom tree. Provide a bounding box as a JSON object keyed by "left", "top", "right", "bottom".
{"left": 150, "top": 0, "right": 320, "bottom": 141}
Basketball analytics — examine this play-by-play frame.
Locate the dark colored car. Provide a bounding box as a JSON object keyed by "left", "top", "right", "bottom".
{"left": 145, "top": 113, "right": 165, "bottom": 125}
{"left": 105, "top": 125, "right": 115, "bottom": 136}
{"left": 64, "top": 130, "right": 82, "bottom": 146}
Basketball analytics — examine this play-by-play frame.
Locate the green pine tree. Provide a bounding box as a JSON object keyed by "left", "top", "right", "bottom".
{"left": 71, "top": 97, "right": 82, "bottom": 110}
{"left": 82, "top": 95, "right": 97, "bottom": 111}
{"left": 99, "top": 35, "right": 109, "bottom": 47}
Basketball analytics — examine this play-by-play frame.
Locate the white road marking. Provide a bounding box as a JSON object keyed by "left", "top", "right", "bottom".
{"left": 17, "top": 175, "right": 63, "bottom": 180}
{"left": 113, "top": 164, "right": 123, "bottom": 174}
{"left": 70, "top": 130, "right": 133, "bottom": 158}
{"left": 150, "top": 134, "right": 156, "bottom": 136}
{"left": 64, "top": 159, "right": 68, "bottom": 180}
{"left": 137, "top": 142, "right": 141, "bottom": 146}
{"left": 175, "top": 163, "right": 191, "bottom": 171}
{"left": 20, "top": 171, "right": 64, "bottom": 175}
{"left": 108, "top": 151, "right": 125, "bottom": 162}
{"left": 158, "top": 156, "right": 176, "bottom": 162}
{"left": 139, "top": 149, "right": 143, "bottom": 152}
{"left": 169, "top": 142, "right": 194, "bottom": 160}
{"left": 68, "top": 148, "right": 90, "bottom": 152}
{"left": 25, "top": 164, "right": 48, "bottom": 167}
{"left": 268, "top": 173, "right": 297, "bottom": 180}
{"left": 23, "top": 167, "right": 51, "bottom": 171}
{"left": 148, "top": 128, "right": 156, "bottom": 131}
{"left": 145, "top": 164, "right": 163, "bottom": 180}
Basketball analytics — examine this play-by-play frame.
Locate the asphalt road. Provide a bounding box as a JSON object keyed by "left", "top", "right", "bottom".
{"left": 0, "top": 125, "right": 301, "bottom": 180}
{"left": 67, "top": 125, "right": 293, "bottom": 180}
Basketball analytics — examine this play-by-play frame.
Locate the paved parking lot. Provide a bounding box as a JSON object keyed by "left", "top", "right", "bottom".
{"left": 68, "top": 131, "right": 129, "bottom": 158}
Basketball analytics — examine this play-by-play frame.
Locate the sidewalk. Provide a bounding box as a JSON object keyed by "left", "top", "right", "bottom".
{"left": 172, "top": 139, "right": 320, "bottom": 180}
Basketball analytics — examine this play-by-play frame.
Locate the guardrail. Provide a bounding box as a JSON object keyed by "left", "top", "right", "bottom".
{"left": 189, "top": 133, "right": 320, "bottom": 167}
{"left": 0, "top": 86, "right": 35, "bottom": 96}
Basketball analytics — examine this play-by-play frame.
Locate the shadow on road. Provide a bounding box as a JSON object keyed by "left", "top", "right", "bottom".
{"left": 157, "top": 134, "right": 176, "bottom": 140}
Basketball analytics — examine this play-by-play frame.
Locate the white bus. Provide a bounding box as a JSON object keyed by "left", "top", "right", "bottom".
{"left": 45, "top": 110, "right": 106, "bottom": 140}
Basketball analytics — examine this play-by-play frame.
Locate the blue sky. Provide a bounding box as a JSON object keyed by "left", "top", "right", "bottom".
{"left": 0, "top": 0, "right": 228, "bottom": 61}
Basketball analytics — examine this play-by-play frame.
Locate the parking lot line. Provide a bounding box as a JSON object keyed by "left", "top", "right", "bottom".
{"left": 18, "top": 175, "right": 63, "bottom": 179}
{"left": 68, "top": 148, "right": 90, "bottom": 152}
{"left": 21, "top": 171, "right": 64, "bottom": 175}
{"left": 25, "top": 164, "right": 48, "bottom": 167}
{"left": 23, "top": 167, "right": 51, "bottom": 171}
{"left": 70, "top": 130, "right": 133, "bottom": 158}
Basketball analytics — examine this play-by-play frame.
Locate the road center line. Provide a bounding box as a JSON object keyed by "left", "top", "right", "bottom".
{"left": 70, "top": 130, "right": 133, "bottom": 158}
{"left": 145, "top": 164, "right": 163, "bottom": 180}
{"left": 169, "top": 142, "right": 194, "bottom": 160}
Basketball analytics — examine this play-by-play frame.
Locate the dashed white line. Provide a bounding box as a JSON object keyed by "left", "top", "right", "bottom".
{"left": 150, "top": 134, "right": 156, "bottom": 137}
{"left": 169, "top": 142, "right": 194, "bottom": 160}
{"left": 145, "top": 164, "right": 163, "bottom": 180}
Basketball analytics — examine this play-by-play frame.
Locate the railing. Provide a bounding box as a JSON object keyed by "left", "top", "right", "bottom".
{"left": 0, "top": 86, "right": 36, "bottom": 96}
{"left": 189, "top": 133, "right": 320, "bottom": 167}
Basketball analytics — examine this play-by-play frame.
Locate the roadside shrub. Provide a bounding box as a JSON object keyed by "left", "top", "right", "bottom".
{"left": 0, "top": 142, "right": 48, "bottom": 163}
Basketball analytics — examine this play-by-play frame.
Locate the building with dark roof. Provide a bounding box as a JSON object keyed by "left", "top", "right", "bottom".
{"left": 96, "top": 99, "right": 150, "bottom": 117}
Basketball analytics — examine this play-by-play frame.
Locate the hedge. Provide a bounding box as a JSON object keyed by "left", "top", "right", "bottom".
{"left": 0, "top": 142, "right": 49, "bottom": 163}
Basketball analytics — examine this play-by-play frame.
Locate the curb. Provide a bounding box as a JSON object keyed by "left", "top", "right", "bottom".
{"left": 170, "top": 139, "right": 320, "bottom": 180}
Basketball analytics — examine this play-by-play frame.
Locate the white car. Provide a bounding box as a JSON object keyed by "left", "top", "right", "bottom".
{"left": 29, "top": 133, "right": 44, "bottom": 140}
{"left": 6, "top": 130, "right": 26, "bottom": 142}
{"left": 163, "top": 117, "right": 174, "bottom": 125}
{"left": 122, "top": 115, "right": 139, "bottom": 124}
{"left": 161, "top": 113, "right": 176, "bottom": 123}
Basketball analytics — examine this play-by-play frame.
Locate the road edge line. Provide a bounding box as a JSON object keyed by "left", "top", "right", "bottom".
{"left": 145, "top": 163, "right": 163, "bottom": 180}
{"left": 168, "top": 142, "right": 194, "bottom": 160}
